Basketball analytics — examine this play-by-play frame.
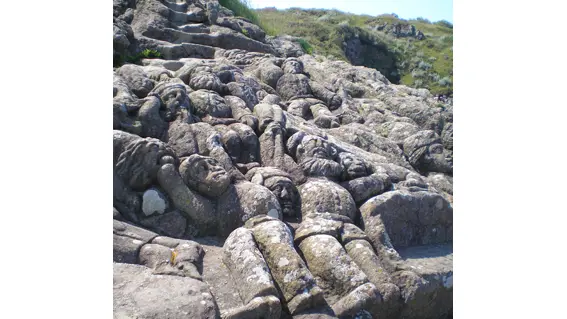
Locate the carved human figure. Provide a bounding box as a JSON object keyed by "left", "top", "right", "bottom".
{"left": 113, "top": 75, "right": 145, "bottom": 135}
{"left": 254, "top": 103, "right": 306, "bottom": 184}
{"left": 166, "top": 119, "right": 246, "bottom": 181}
{"left": 293, "top": 212, "right": 396, "bottom": 318}
{"left": 286, "top": 131, "right": 343, "bottom": 180}
{"left": 113, "top": 130, "right": 176, "bottom": 223}
{"left": 246, "top": 167, "right": 300, "bottom": 218}
{"left": 224, "top": 95, "right": 259, "bottom": 131}
{"left": 293, "top": 181, "right": 403, "bottom": 318}
{"left": 403, "top": 130, "right": 453, "bottom": 174}
{"left": 157, "top": 154, "right": 282, "bottom": 237}
{"left": 223, "top": 216, "right": 326, "bottom": 317}
{"left": 213, "top": 122, "right": 260, "bottom": 170}
{"left": 337, "top": 152, "right": 392, "bottom": 205}
{"left": 276, "top": 58, "right": 341, "bottom": 128}
{"left": 151, "top": 80, "right": 193, "bottom": 122}
{"left": 180, "top": 154, "right": 231, "bottom": 197}
{"left": 116, "top": 79, "right": 195, "bottom": 140}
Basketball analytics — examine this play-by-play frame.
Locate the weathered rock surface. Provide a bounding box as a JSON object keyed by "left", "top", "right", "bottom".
{"left": 113, "top": 1, "right": 453, "bottom": 318}
{"left": 113, "top": 263, "right": 219, "bottom": 319}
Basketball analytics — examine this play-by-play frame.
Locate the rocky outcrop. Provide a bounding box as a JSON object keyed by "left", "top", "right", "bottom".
{"left": 372, "top": 22, "right": 425, "bottom": 40}
{"left": 113, "top": 2, "right": 453, "bottom": 318}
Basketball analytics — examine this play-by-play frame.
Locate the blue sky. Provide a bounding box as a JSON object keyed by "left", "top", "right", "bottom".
{"left": 248, "top": 0, "right": 453, "bottom": 23}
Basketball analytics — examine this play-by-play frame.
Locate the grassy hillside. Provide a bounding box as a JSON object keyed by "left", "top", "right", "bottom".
{"left": 217, "top": 1, "right": 453, "bottom": 96}
{"left": 256, "top": 8, "right": 453, "bottom": 96}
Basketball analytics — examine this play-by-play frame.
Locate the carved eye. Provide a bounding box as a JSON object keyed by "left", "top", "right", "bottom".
{"left": 429, "top": 144, "right": 444, "bottom": 154}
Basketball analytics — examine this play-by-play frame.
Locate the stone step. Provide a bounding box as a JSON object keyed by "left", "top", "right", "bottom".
{"left": 158, "top": 42, "right": 216, "bottom": 60}
{"left": 162, "top": 0, "right": 188, "bottom": 13}
{"left": 177, "top": 23, "right": 211, "bottom": 34}
{"left": 168, "top": 8, "right": 206, "bottom": 25}
{"left": 163, "top": 28, "right": 274, "bottom": 54}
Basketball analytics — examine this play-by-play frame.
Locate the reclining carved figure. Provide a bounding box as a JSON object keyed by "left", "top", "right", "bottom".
{"left": 157, "top": 154, "right": 282, "bottom": 237}
{"left": 275, "top": 58, "right": 342, "bottom": 128}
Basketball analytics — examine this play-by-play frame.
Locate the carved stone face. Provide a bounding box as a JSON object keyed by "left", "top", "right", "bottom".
{"left": 282, "top": 59, "right": 304, "bottom": 74}
{"left": 290, "top": 134, "right": 342, "bottom": 179}
{"left": 337, "top": 152, "right": 369, "bottom": 180}
{"left": 421, "top": 142, "right": 453, "bottom": 174}
{"left": 295, "top": 136, "right": 337, "bottom": 162}
{"left": 403, "top": 130, "right": 453, "bottom": 174}
{"left": 180, "top": 154, "right": 230, "bottom": 197}
{"left": 160, "top": 85, "right": 191, "bottom": 121}
{"left": 246, "top": 167, "right": 300, "bottom": 218}
{"left": 114, "top": 131, "right": 176, "bottom": 191}
{"left": 264, "top": 176, "right": 298, "bottom": 217}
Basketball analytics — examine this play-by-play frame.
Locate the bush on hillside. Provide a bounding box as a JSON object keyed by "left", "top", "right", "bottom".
{"left": 435, "top": 20, "right": 453, "bottom": 29}
{"left": 297, "top": 38, "right": 313, "bottom": 54}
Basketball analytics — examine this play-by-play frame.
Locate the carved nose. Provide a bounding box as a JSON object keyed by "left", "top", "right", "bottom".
{"left": 280, "top": 188, "right": 289, "bottom": 199}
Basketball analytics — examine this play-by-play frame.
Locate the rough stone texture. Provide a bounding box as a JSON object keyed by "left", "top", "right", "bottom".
{"left": 223, "top": 228, "right": 278, "bottom": 304}
{"left": 340, "top": 173, "right": 391, "bottom": 205}
{"left": 217, "top": 16, "right": 266, "bottom": 42}
{"left": 393, "top": 244, "right": 453, "bottom": 319}
{"left": 139, "top": 210, "right": 187, "bottom": 238}
{"left": 189, "top": 89, "right": 232, "bottom": 118}
{"left": 343, "top": 239, "right": 402, "bottom": 318}
{"left": 359, "top": 191, "right": 453, "bottom": 318}
{"left": 113, "top": 2, "right": 453, "bottom": 317}
{"left": 113, "top": 263, "right": 219, "bottom": 319}
{"left": 256, "top": 60, "right": 284, "bottom": 89}
{"left": 298, "top": 179, "right": 357, "bottom": 221}
{"left": 329, "top": 123, "right": 411, "bottom": 169}
{"left": 117, "top": 64, "right": 154, "bottom": 98}
{"left": 113, "top": 220, "right": 158, "bottom": 264}
{"left": 227, "top": 82, "right": 259, "bottom": 110}
{"left": 266, "top": 35, "right": 305, "bottom": 58}
{"left": 360, "top": 190, "right": 453, "bottom": 249}
{"left": 217, "top": 181, "right": 282, "bottom": 236}
{"left": 277, "top": 73, "right": 313, "bottom": 102}
{"left": 246, "top": 216, "right": 325, "bottom": 315}
{"left": 298, "top": 235, "right": 369, "bottom": 300}
{"left": 245, "top": 167, "right": 301, "bottom": 218}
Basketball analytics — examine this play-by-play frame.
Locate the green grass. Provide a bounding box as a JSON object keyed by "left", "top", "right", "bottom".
{"left": 298, "top": 38, "right": 313, "bottom": 54}
{"left": 114, "top": 49, "right": 162, "bottom": 67}
{"left": 219, "top": 0, "right": 276, "bottom": 34}
{"left": 215, "top": 2, "right": 453, "bottom": 96}
{"left": 255, "top": 8, "right": 453, "bottom": 96}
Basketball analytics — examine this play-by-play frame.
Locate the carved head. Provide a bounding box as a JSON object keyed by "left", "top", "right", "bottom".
{"left": 403, "top": 130, "right": 453, "bottom": 174}
{"left": 179, "top": 154, "right": 230, "bottom": 197}
{"left": 114, "top": 130, "right": 176, "bottom": 191}
{"left": 151, "top": 81, "right": 191, "bottom": 121}
{"left": 286, "top": 132, "right": 342, "bottom": 179}
{"left": 188, "top": 71, "right": 225, "bottom": 93}
{"left": 282, "top": 58, "right": 304, "bottom": 74}
{"left": 337, "top": 152, "right": 370, "bottom": 180}
{"left": 246, "top": 167, "right": 300, "bottom": 218}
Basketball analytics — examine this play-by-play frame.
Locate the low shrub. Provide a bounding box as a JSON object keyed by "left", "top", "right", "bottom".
{"left": 298, "top": 38, "right": 314, "bottom": 54}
